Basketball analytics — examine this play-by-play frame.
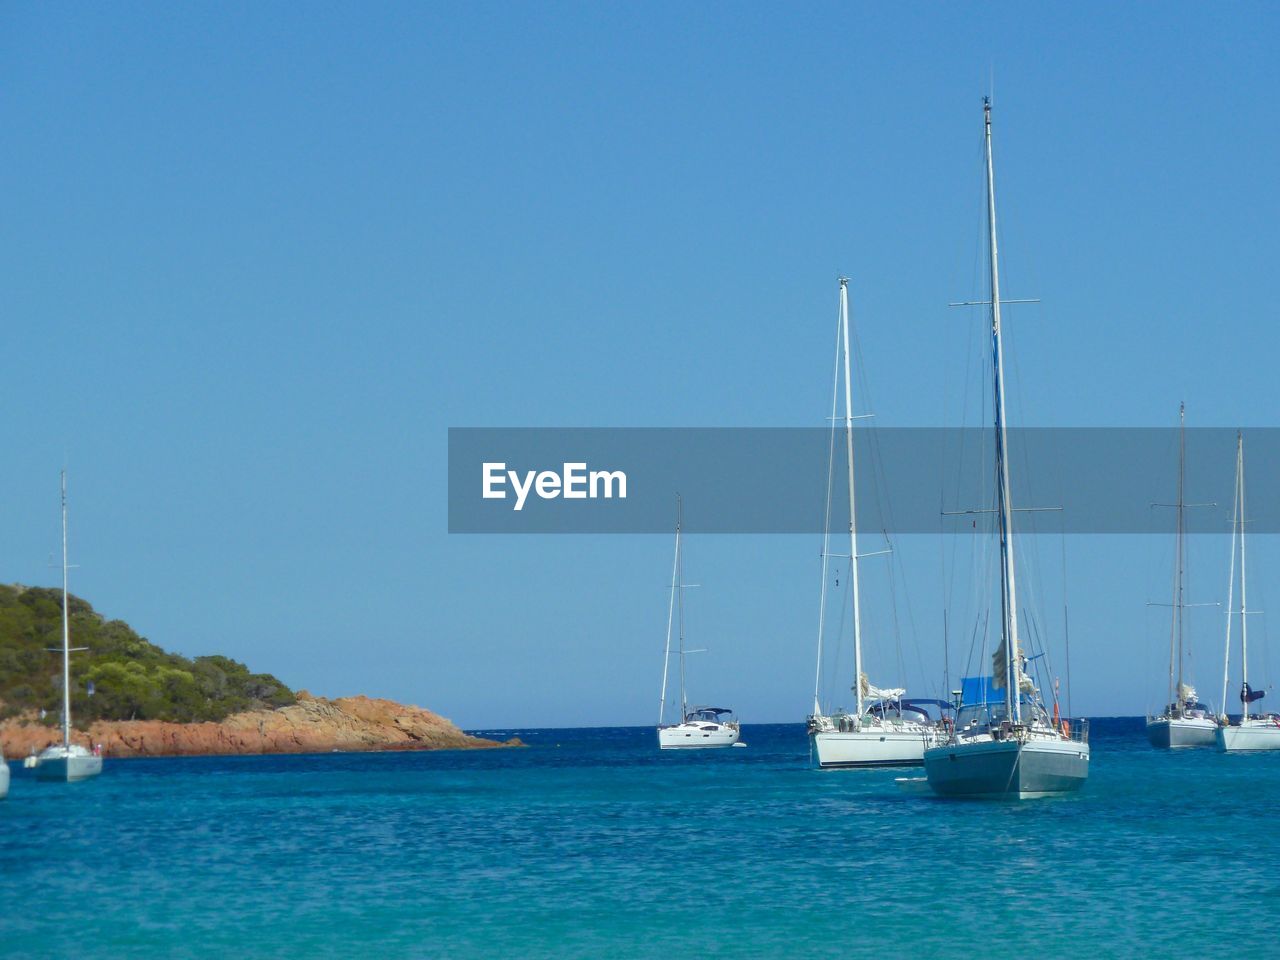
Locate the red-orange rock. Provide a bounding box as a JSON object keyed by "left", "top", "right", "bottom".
{"left": 0, "top": 696, "right": 519, "bottom": 759}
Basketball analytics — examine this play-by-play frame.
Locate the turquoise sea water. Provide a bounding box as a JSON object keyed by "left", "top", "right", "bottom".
{"left": 2, "top": 719, "right": 1276, "bottom": 959}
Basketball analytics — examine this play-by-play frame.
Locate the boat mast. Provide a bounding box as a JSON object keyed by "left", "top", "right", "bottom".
{"left": 813, "top": 303, "right": 842, "bottom": 718}
{"left": 1220, "top": 435, "right": 1238, "bottom": 723}
{"left": 676, "top": 500, "right": 688, "bottom": 723}
{"left": 984, "top": 97, "right": 1021, "bottom": 724}
{"left": 1238, "top": 434, "right": 1250, "bottom": 722}
{"left": 659, "top": 499, "right": 682, "bottom": 726}
{"left": 1170, "top": 403, "right": 1187, "bottom": 710}
{"left": 60, "top": 469, "right": 72, "bottom": 749}
{"left": 839, "top": 278, "right": 865, "bottom": 722}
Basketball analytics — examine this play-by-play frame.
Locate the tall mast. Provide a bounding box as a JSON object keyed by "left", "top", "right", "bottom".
{"left": 1170, "top": 403, "right": 1186, "bottom": 709}
{"left": 676, "top": 500, "right": 688, "bottom": 722}
{"left": 60, "top": 469, "right": 72, "bottom": 749}
{"left": 665, "top": 499, "right": 686, "bottom": 727}
{"left": 985, "top": 97, "right": 1021, "bottom": 724}
{"left": 1220, "top": 435, "right": 1238, "bottom": 723}
{"left": 813, "top": 303, "right": 842, "bottom": 717}
{"left": 659, "top": 503, "right": 681, "bottom": 727}
{"left": 839, "top": 278, "right": 865, "bottom": 721}
{"left": 1238, "top": 434, "right": 1250, "bottom": 722}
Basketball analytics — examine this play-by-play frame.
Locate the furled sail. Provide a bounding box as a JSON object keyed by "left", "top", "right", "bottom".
{"left": 1241, "top": 682, "right": 1266, "bottom": 704}
{"left": 859, "top": 673, "right": 905, "bottom": 701}
{"left": 991, "top": 645, "right": 1034, "bottom": 694}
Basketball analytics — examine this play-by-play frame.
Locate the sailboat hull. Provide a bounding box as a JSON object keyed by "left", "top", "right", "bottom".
{"left": 812, "top": 727, "right": 937, "bottom": 768}
{"left": 1217, "top": 720, "right": 1280, "bottom": 752}
{"left": 923, "top": 737, "right": 1089, "bottom": 798}
{"left": 658, "top": 723, "right": 739, "bottom": 749}
{"left": 1145, "top": 716, "right": 1217, "bottom": 749}
{"left": 0, "top": 761, "right": 9, "bottom": 799}
{"left": 35, "top": 750, "right": 103, "bottom": 782}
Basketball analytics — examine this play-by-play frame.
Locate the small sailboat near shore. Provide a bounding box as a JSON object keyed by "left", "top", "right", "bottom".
{"left": 657, "top": 502, "right": 740, "bottom": 750}
{"left": 1146, "top": 405, "right": 1217, "bottom": 748}
{"left": 35, "top": 471, "right": 104, "bottom": 783}
{"left": 807, "top": 278, "right": 942, "bottom": 768}
{"left": 1216, "top": 433, "right": 1280, "bottom": 752}
{"left": 920, "top": 98, "right": 1089, "bottom": 799}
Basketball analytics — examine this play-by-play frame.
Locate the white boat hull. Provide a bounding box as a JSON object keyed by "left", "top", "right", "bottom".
{"left": 1217, "top": 719, "right": 1280, "bottom": 752}
{"left": 812, "top": 725, "right": 938, "bottom": 768}
{"left": 1146, "top": 716, "right": 1217, "bottom": 749}
{"left": 923, "top": 736, "right": 1089, "bottom": 798}
{"left": 35, "top": 748, "right": 103, "bottom": 782}
{"left": 658, "top": 722, "right": 739, "bottom": 749}
{"left": 0, "top": 761, "right": 9, "bottom": 799}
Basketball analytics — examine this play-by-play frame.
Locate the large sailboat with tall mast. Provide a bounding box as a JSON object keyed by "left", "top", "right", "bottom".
{"left": 806, "top": 278, "right": 941, "bottom": 768}
{"left": 35, "top": 471, "right": 104, "bottom": 782}
{"left": 1216, "top": 433, "right": 1280, "bottom": 751}
{"left": 1146, "top": 404, "right": 1217, "bottom": 748}
{"left": 921, "top": 98, "right": 1089, "bottom": 798}
{"left": 657, "top": 500, "right": 740, "bottom": 749}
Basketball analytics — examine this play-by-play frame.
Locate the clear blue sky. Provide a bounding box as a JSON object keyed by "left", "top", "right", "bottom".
{"left": 3, "top": 3, "right": 1277, "bottom": 727}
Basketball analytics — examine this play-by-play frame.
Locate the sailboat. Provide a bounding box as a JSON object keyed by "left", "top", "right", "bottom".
{"left": 1216, "top": 433, "right": 1280, "bottom": 751}
{"left": 35, "top": 471, "right": 104, "bottom": 782}
{"left": 807, "top": 278, "right": 942, "bottom": 768}
{"left": 0, "top": 746, "right": 9, "bottom": 799}
{"left": 1145, "top": 404, "right": 1217, "bottom": 748}
{"left": 920, "top": 98, "right": 1089, "bottom": 798}
{"left": 657, "top": 501, "right": 740, "bottom": 749}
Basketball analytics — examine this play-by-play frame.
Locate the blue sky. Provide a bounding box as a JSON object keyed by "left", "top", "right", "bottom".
{"left": 2, "top": 3, "right": 1278, "bottom": 726}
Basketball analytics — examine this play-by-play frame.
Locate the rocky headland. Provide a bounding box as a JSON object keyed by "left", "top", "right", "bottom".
{"left": 1, "top": 691, "right": 519, "bottom": 759}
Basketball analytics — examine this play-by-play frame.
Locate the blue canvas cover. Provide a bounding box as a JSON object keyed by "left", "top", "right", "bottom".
{"left": 960, "top": 676, "right": 1002, "bottom": 706}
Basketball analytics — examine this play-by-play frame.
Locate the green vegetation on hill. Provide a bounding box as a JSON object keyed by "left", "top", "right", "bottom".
{"left": 0, "top": 584, "right": 295, "bottom": 726}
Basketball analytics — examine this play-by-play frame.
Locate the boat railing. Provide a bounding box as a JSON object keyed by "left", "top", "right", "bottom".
{"left": 1059, "top": 718, "right": 1089, "bottom": 744}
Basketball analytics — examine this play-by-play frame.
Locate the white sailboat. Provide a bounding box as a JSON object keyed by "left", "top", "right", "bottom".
{"left": 657, "top": 501, "right": 740, "bottom": 749}
{"left": 1216, "top": 433, "right": 1280, "bottom": 751}
{"left": 35, "top": 471, "right": 104, "bottom": 782}
{"left": 0, "top": 746, "right": 9, "bottom": 799}
{"left": 921, "top": 98, "right": 1089, "bottom": 798}
{"left": 806, "top": 278, "right": 942, "bottom": 768}
{"left": 1145, "top": 404, "right": 1217, "bottom": 748}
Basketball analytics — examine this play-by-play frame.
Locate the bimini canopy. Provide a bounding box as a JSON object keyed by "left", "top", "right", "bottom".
{"left": 686, "top": 706, "right": 733, "bottom": 718}
{"left": 866, "top": 699, "right": 951, "bottom": 720}
{"left": 960, "top": 676, "right": 1004, "bottom": 706}
{"left": 901, "top": 698, "right": 955, "bottom": 712}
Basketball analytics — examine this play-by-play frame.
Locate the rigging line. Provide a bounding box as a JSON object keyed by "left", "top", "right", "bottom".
{"left": 855, "top": 312, "right": 927, "bottom": 699}
{"left": 813, "top": 291, "right": 843, "bottom": 716}
{"left": 659, "top": 507, "right": 680, "bottom": 727}
{"left": 846, "top": 286, "right": 894, "bottom": 683}
{"left": 1222, "top": 445, "right": 1239, "bottom": 719}
{"left": 961, "top": 609, "right": 984, "bottom": 689}
{"left": 943, "top": 131, "right": 988, "bottom": 635}
{"left": 884, "top": 529, "right": 907, "bottom": 690}
{"left": 1059, "top": 516, "right": 1073, "bottom": 722}
{"left": 847, "top": 296, "right": 926, "bottom": 701}
{"left": 831, "top": 559, "right": 851, "bottom": 711}
{"left": 676, "top": 505, "right": 688, "bottom": 722}
{"left": 1024, "top": 607, "right": 1058, "bottom": 712}
{"left": 896, "top": 535, "right": 931, "bottom": 699}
